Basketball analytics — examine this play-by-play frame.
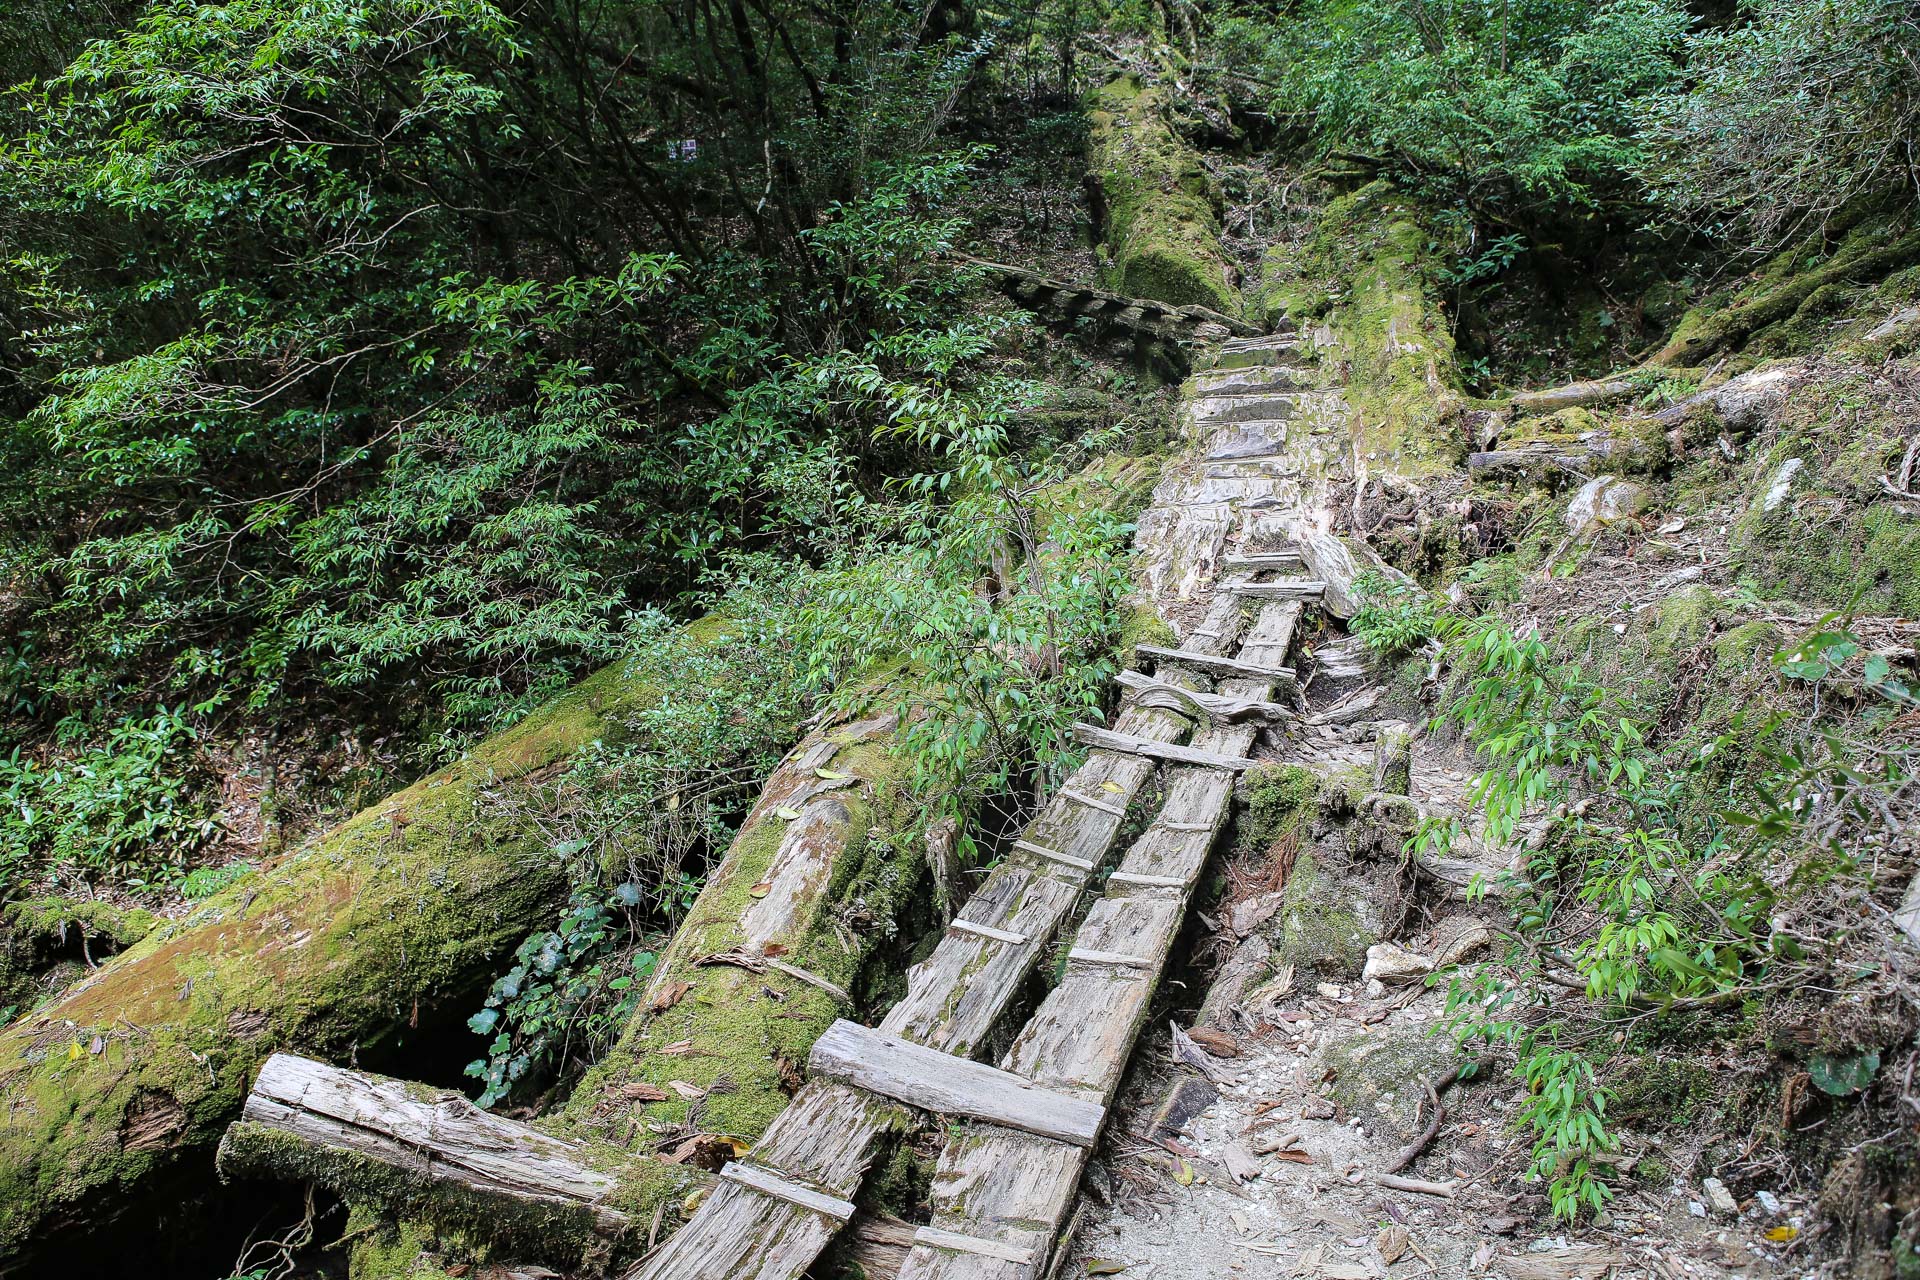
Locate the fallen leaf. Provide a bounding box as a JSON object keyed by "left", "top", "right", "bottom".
{"left": 1223, "top": 1142, "right": 1261, "bottom": 1184}
{"left": 1376, "top": 1224, "right": 1411, "bottom": 1264}
{"left": 1470, "top": 1242, "right": 1495, "bottom": 1272}
{"left": 725, "top": 1137, "right": 752, "bottom": 1157}
{"left": 667, "top": 1080, "right": 706, "bottom": 1100}
{"left": 1100, "top": 780, "right": 1125, "bottom": 794}
{"left": 814, "top": 767, "right": 849, "bottom": 780}
{"left": 650, "top": 981, "right": 692, "bottom": 1013}
{"left": 774, "top": 806, "right": 802, "bottom": 821}
{"left": 67, "top": 1040, "right": 81, "bottom": 1062}
{"left": 681, "top": 1188, "right": 708, "bottom": 1217}
{"left": 1170, "top": 1157, "right": 1195, "bottom": 1186}
{"left": 762, "top": 942, "right": 788, "bottom": 957}
{"left": 616, "top": 1082, "right": 670, "bottom": 1102}
{"left": 1269, "top": 1148, "right": 1314, "bottom": 1164}
{"left": 1086, "top": 1263, "right": 1129, "bottom": 1276}
{"left": 660, "top": 1039, "right": 695, "bottom": 1055}
{"left": 665, "top": 792, "right": 682, "bottom": 812}
{"left": 1763, "top": 1226, "right": 1798, "bottom": 1243}
{"left": 749, "top": 880, "right": 773, "bottom": 898}
{"left": 1189, "top": 1027, "right": 1241, "bottom": 1057}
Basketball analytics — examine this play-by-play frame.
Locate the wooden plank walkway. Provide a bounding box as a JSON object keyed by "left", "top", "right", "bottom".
{"left": 626, "top": 329, "right": 1321, "bottom": 1280}
{"left": 623, "top": 702, "right": 1189, "bottom": 1280}
{"left": 894, "top": 599, "right": 1303, "bottom": 1279}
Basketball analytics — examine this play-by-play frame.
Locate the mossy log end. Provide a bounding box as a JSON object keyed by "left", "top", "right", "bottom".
{"left": 1653, "top": 225, "right": 1920, "bottom": 367}
{"left": 217, "top": 1054, "right": 694, "bottom": 1272}
{"left": 1087, "top": 75, "right": 1239, "bottom": 316}
{"left": 0, "top": 617, "right": 736, "bottom": 1259}
{"left": 555, "top": 701, "right": 926, "bottom": 1147}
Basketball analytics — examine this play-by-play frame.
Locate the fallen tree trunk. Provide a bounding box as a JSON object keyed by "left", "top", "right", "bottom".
{"left": 0, "top": 618, "right": 741, "bottom": 1260}
{"left": 217, "top": 699, "right": 928, "bottom": 1269}
{"left": 217, "top": 1054, "right": 693, "bottom": 1270}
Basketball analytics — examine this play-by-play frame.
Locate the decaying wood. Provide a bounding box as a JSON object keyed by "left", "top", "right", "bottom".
{"left": 1071, "top": 722, "right": 1259, "bottom": 770}
{"left": 218, "top": 1054, "right": 681, "bottom": 1264}
{"left": 1135, "top": 643, "right": 1297, "bottom": 687}
{"left": 1497, "top": 378, "right": 1637, "bottom": 417}
{"left": 806, "top": 1020, "right": 1106, "bottom": 1147}
{"left": 1224, "top": 579, "right": 1328, "bottom": 601}
{"left": 1116, "top": 669, "right": 1295, "bottom": 726}
{"left": 1360, "top": 1171, "right": 1457, "bottom": 1198}
{"left": 629, "top": 704, "right": 1188, "bottom": 1279}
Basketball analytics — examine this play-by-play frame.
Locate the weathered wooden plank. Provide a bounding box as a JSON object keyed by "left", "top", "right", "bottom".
{"left": 913, "top": 1226, "right": 1037, "bottom": 1266}
{"left": 1221, "top": 551, "right": 1307, "bottom": 572}
{"left": 1056, "top": 788, "right": 1126, "bottom": 816}
{"left": 624, "top": 1082, "right": 900, "bottom": 1280}
{"left": 1071, "top": 722, "right": 1258, "bottom": 771}
{"left": 1225, "top": 579, "right": 1327, "bottom": 601}
{"left": 719, "top": 1162, "right": 856, "bottom": 1220}
{"left": 1010, "top": 838, "right": 1094, "bottom": 872}
{"left": 1107, "top": 870, "right": 1185, "bottom": 889}
{"left": 1136, "top": 643, "right": 1296, "bottom": 684}
{"left": 898, "top": 711, "right": 1268, "bottom": 1278}
{"left": 947, "top": 918, "right": 1029, "bottom": 946}
{"left": 807, "top": 1021, "right": 1105, "bottom": 1148}
{"left": 1116, "top": 670, "right": 1295, "bottom": 724}
{"left": 220, "top": 1054, "right": 652, "bottom": 1250}
{"left": 1066, "top": 947, "right": 1155, "bottom": 968}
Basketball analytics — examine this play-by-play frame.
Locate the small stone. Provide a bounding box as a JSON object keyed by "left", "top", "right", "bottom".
{"left": 1703, "top": 1177, "right": 1739, "bottom": 1217}
{"left": 1362, "top": 942, "right": 1434, "bottom": 984}
{"left": 1565, "top": 475, "right": 1649, "bottom": 534}
{"left": 1756, "top": 1190, "right": 1781, "bottom": 1215}
{"left": 1689, "top": 1201, "right": 1707, "bottom": 1218}
{"left": 1316, "top": 982, "right": 1343, "bottom": 998}
{"left": 1365, "top": 979, "right": 1386, "bottom": 998}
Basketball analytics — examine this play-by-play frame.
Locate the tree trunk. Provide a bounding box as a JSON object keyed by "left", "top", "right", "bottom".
{"left": 218, "top": 1054, "right": 693, "bottom": 1271}
{"left": 0, "top": 618, "right": 741, "bottom": 1260}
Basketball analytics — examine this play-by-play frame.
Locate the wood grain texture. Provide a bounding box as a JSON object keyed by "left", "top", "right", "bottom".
{"left": 806, "top": 1021, "right": 1105, "bottom": 1147}
{"left": 1135, "top": 643, "right": 1296, "bottom": 685}
{"left": 221, "top": 1054, "right": 638, "bottom": 1239}
{"left": 900, "top": 599, "right": 1303, "bottom": 1279}
{"left": 1071, "top": 722, "right": 1258, "bottom": 770}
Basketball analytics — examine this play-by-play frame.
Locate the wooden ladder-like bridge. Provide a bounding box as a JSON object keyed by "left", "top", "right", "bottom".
{"left": 631, "top": 327, "right": 1348, "bottom": 1280}
{"left": 227, "top": 324, "right": 1386, "bottom": 1280}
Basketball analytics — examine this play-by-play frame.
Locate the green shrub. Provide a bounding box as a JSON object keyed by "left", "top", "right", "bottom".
{"left": 1350, "top": 571, "right": 1441, "bottom": 657}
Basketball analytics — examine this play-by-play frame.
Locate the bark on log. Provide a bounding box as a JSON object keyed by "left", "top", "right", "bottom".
{"left": 0, "top": 618, "right": 740, "bottom": 1258}
{"left": 217, "top": 1054, "right": 693, "bottom": 1269}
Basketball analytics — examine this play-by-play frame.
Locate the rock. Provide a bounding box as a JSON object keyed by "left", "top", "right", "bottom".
{"left": 1866, "top": 306, "right": 1920, "bottom": 341}
{"left": 1431, "top": 918, "right": 1498, "bottom": 969}
{"left": 1702, "top": 1177, "right": 1739, "bottom": 1217}
{"left": 1150, "top": 1077, "right": 1220, "bottom": 1140}
{"left": 1756, "top": 1190, "right": 1782, "bottom": 1216}
{"left": 1565, "top": 475, "right": 1649, "bottom": 535}
{"left": 1372, "top": 724, "right": 1413, "bottom": 796}
{"left": 1362, "top": 942, "right": 1434, "bottom": 984}
{"left": 1313, "top": 1028, "right": 1453, "bottom": 1142}
{"left": 1655, "top": 362, "right": 1800, "bottom": 433}
{"left": 1757, "top": 458, "right": 1803, "bottom": 513}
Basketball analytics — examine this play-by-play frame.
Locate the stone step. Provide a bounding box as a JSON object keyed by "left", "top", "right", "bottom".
{"left": 1189, "top": 367, "right": 1310, "bottom": 396}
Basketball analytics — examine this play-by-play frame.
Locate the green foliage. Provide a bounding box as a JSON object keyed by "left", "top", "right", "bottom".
{"left": 465, "top": 888, "right": 656, "bottom": 1108}
{"left": 0, "top": 707, "right": 214, "bottom": 893}
{"left": 1426, "top": 615, "right": 1776, "bottom": 1218}
{"left": 1349, "top": 571, "right": 1440, "bottom": 656}
{"left": 1638, "top": 0, "right": 1920, "bottom": 246}
{"left": 1219, "top": 0, "right": 1689, "bottom": 226}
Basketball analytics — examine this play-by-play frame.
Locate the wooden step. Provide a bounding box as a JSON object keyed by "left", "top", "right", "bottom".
{"left": 1072, "top": 722, "right": 1259, "bottom": 771}
{"left": 1116, "top": 669, "right": 1296, "bottom": 725}
{"left": 1135, "top": 643, "right": 1296, "bottom": 685}
{"left": 807, "top": 1020, "right": 1106, "bottom": 1147}
{"left": 1225, "top": 578, "right": 1327, "bottom": 601}
{"left": 1222, "top": 551, "right": 1308, "bottom": 572}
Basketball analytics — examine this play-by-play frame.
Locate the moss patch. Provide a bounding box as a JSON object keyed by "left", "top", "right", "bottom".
{"left": 1315, "top": 1027, "right": 1453, "bottom": 1143}
{"left": 1270, "top": 849, "right": 1377, "bottom": 978}
{"left": 1087, "top": 76, "right": 1237, "bottom": 315}
{"left": 0, "top": 617, "right": 742, "bottom": 1257}
{"left": 1260, "top": 181, "right": 1464, "bottom": 479}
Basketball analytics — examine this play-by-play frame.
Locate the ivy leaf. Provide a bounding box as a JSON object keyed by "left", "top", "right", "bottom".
{"left": 467, "top": 1008, "right": 500, "bottom": 1035}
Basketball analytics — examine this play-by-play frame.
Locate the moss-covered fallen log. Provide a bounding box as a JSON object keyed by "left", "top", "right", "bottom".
{"left": 1087, "top": 75, "right": 1239, "bottom": 316}
{"left": 0, "top": 618, "right": 739, "bottom": 1260}
{"left": 218, "top": 698, "right": 928, "bottom": 1273}
{"left": 217, "top": 1053, "right": 694, "bottom": 1271}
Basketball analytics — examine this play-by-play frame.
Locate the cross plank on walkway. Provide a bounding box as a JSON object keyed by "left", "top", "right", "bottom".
{"left": 895, "top": 597, "right": 1303, "bottom": 1279}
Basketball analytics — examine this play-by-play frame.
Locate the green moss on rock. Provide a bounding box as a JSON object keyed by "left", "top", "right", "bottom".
{"left": 1271, "top": 850, "right": 1378, "bottom": 978}
{"left": 1315, "top": 1027, "right": 1454, "bottom": 1142}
